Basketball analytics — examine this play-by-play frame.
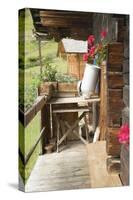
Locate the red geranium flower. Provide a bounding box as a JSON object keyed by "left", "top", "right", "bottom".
{"left": 100, "top": 30, "right": 107, "bottom": 39}
{"left": 87, "top": 35, "right": 95, "bottom": 46}
{"left": 118, "top": 124, "right": 129, "bottom": 144}
{"left": 89, "top": 46, "right": 96, "bottom": 57}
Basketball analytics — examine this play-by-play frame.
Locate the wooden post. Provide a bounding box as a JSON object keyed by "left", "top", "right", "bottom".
{"left": 92, "top": 102, "right": 97, "bottom": 132}
{"left": 99, "top": 61, "right": 107, "bottom": 140}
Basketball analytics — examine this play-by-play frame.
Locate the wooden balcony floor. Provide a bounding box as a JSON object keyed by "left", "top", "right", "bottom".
{"left": 25, "top": 141, "right": 122, "bottom": 192}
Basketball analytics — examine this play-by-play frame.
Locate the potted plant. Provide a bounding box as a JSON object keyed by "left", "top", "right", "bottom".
{"left": 38, "top": 62, "right": 58, "bottom": 96}
{"left": 80, "top": 30, "right": 108, "bottom": 98}
{"left": 56, "top": 73, "right": 78, "bottom": 95}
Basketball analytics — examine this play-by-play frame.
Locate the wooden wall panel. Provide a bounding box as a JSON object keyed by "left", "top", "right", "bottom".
{"left": 106, "top": 42, "right": 124, "bottom": 174}
{"left": 106, "top": 128, "right": 121, "bottom": 156}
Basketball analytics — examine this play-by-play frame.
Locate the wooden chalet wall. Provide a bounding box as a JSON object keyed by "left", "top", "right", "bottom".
{"left": 93, "top": 14, "right": 129, "bottom": 176}
{"left": 106, "top": 43, "right": 124, "bottom": 173}
{"left": 117, "top": 16, "right": 129, "bottom": 185}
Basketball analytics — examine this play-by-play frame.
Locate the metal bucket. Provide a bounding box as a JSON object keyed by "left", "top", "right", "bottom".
{"left": 78, "top": 63, "right": 100, "bottom": 98}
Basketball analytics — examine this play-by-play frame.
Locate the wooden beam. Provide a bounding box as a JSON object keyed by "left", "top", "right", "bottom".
{"left": 99, "top": 61, "right": 107, "bottom": 140}
{"left": 53, "top": 108, "right": 90, "bottom": 113}
{"left": 48, "top": 97, "right": 100, "bottom": 105}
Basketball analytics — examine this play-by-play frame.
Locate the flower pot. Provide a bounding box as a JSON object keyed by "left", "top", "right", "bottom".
{"left": 79, "top": 63, "right": 100, "bottom": 98}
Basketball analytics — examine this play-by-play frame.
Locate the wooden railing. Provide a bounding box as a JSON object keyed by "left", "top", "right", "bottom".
{"left": 19, "top": 127, "right": 45, "bottom": 166}
{"left": 19, "top": 95, "right": 47, "bottom": 127}
{"left": 19, "top": 95, "right": 47, "bottom": 166}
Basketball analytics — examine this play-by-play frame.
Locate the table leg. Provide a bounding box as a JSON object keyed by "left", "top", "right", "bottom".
{"left": 60, "top": 119, "right": 67, "bottom": 145}
{"left": 54, "top": 114, "right": 60, "bottom": 153}
{"left": 84, "top": 114, "right": 89, "bottom": 143}
{"left": 58, "top": 112, "right": 85, "bottom": 146}
{"left": 92, "top": 102, "right": 97, "bottom": 132}
{"left": 65, "top": 121, "right": 88, "bottom": 145}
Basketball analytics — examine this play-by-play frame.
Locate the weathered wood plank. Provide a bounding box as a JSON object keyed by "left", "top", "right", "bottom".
{"left": 123, "top": 73, "right": 129, "bottom": 85}
{"left": 108, "top": 53, "right": 124, "bottom": 64}
{"left": 19, "top": 96, "right": 47, "bottom": 127}
{"left": 123, "top": 85, "right": 129, "bottom": 107}
{"left": 107, "top": 111, "right": 122, "bottom": 127}
{"left": 25, "top": 141, "right": 90, "bottom": 192}
{"left": 108, "top": 74, "right": 124, "bottom": 89}
{"left": 99, "top": 61, "right": 107, "bottom": 140}
{"left": 38, "top": 82, "right": 57, "bottom": 96}
{"left": 122, "top": 106, "right": 129, "bottom": 124}
{"left": 106, "top": 128, "right": 121, "bottom": 156}
{"left": 108, "top": 43, "right": 124, "bottom": 53}
{"left": 48, "top": 96, "right": 100, "bottom": 105}
{"left": 108, "top": 99, "right": 124, "bottom": 112}
{"left": 120, "top": 144, "right": 129, "bottom": 185}
{"left": 53, "top": 108, "right": 89, "bottom": 113}
{"left": 108, "top": 89, "right": 123, "bottom": 99}
{"left": 86, "top": 141, "right": 122, "bottom": 188}
{"left": 107, "top": 64, "right": 122, "bottom": 72}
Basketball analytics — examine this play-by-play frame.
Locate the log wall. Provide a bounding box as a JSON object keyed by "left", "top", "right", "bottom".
{"left": 106, "top": 42, "right": 124, "bottom": 174}
{"left": 118, "top": 16, "right": 129, "bottom": 185}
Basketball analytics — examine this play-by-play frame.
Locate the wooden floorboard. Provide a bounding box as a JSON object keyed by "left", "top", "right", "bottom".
{"left": 25, "top": 141, "right": 90, "bottom": 192}
{"left": 86, "top": 141, "right": 122, "bottom": 188}
{"left": 25, "top": 141, "right": 122, "bottom": 192}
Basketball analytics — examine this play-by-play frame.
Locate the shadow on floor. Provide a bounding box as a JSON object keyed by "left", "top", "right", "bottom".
{"left": 8, "top": 183, "right": 18, "bottom": 190}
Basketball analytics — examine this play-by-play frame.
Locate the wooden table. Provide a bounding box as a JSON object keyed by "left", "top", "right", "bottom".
{"left": 47, "top": 96, "right": 100, "bottom": 152}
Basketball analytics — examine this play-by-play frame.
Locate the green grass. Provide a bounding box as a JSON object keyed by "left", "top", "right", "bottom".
{"left": 19, "top": 112, "right": 41, "bottom": 183}
{"left": 19, "top": 8, "right": 67, "bottom": 87}
{"left": 19, "top": 9, "right": 68, "bottom": 111}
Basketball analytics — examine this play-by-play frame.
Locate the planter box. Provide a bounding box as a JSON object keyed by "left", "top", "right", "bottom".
{"left": 38, "top": 82, "right": 58, "bottom": 96}
{"left": 38, "top": 82, "right": 78, "bottom": 97}
{"left": 57, "top": 82, "right": 78, "bottom": 97}
{"left": 57, "top": 82, "right": 77, "bottom": 92}
{"left": 120, "top": 144, "right": 129, "bottom": 185}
